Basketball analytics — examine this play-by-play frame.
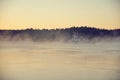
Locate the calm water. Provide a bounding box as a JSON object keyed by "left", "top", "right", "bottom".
{"left": 0, "top": 41, "right": 120, "bottom": 80}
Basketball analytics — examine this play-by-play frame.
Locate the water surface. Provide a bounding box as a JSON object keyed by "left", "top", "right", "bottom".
{"left": 0, "top": 41, "right": 120, "bottom": 80}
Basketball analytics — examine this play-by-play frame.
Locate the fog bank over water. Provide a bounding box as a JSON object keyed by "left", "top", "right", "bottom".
{"left": 0, "top": 27, "right": 120, "bottom": 42}
{"left": 0, "top": 40, "right": 120, "bottom": 80}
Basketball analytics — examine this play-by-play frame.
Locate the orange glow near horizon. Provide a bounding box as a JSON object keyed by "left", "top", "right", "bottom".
{"left": 0, "top": 0, "right": 120, "bottom": 29}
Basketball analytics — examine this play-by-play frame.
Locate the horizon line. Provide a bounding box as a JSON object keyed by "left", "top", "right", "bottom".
{"left": 0, "top": 26, "right": 120, "bottom": 30}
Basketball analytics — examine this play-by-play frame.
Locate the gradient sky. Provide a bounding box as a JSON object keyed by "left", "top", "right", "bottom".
{"left": 0, "top": 0, "right": 120, "bottom": 29}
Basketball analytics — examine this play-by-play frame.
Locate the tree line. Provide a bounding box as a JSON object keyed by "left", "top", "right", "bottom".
{"left": 0, "top": 26, "right": 120, "bottom": 42}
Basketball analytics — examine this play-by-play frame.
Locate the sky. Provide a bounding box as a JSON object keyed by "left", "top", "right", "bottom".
{"left": 0, "top": 0, "right": 120, "bottom": 29}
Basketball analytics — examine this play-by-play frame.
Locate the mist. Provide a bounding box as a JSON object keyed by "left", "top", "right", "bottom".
{"left": 0, "top": 27, "right": 120, "bottom": 42}
{"left": 0, "top": 40, "right": 120, "bottom": 80}
{"left": 0, "top": 27, "right": 120, "bottom": 80}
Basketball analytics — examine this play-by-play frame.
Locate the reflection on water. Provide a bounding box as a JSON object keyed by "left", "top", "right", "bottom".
{"left": 0, "top": 41, "right": 120, "bottom": 80}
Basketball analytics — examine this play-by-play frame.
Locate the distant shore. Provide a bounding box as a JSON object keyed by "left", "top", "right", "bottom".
{"left": 0, "top": 26, "right": 120, "bottom": 42}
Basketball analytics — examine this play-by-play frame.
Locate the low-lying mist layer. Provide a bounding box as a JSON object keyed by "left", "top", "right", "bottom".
{"left": 0, "top": 41, "right": 120, "bottom": 80}
{"left": 0, "top": 26, "right": 120, "bottom": 42}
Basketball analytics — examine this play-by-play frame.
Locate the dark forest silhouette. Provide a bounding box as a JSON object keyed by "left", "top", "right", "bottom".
{"left": 0, "top": 26, "right": 120, "bottom": 42}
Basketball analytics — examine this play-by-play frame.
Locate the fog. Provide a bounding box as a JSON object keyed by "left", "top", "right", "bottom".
{"left": 0, "top": 40, "right": 120, "bottom": 80}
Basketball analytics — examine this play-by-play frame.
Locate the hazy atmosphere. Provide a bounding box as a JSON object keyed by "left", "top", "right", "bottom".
{"left": 0, "top": 0, "right": 120, "bottom": 29}
{"left": 0, "top": 0, "right": 120, "bottom": 80}
{"left": 0, "top": 41, "right": 120, "bottom": 80}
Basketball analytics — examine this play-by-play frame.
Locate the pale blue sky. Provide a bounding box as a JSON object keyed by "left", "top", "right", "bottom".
{"left": 0, "top": 0, "right": 120, "bottom": 29}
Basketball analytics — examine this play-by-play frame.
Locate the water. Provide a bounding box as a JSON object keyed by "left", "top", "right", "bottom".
{"left": 0, "top": 41, "right": 120, "bottom": 80}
